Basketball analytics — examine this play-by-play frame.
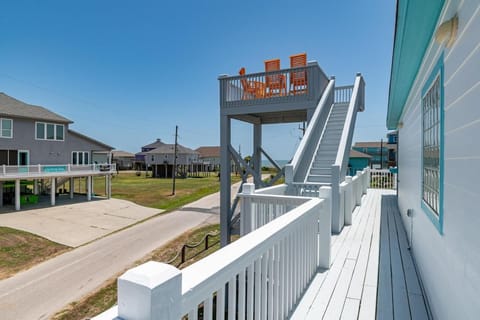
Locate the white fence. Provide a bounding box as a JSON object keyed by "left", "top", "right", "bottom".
{"left": 369, "top": 169, "right": 397, "bottom": 189}
{"left": 93, "top": 169, "right": 374, "bottom": 320}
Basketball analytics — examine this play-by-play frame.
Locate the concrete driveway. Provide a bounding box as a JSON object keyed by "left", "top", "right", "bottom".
{"left": 0, "top": 198, "right": 162, "bottom": 247}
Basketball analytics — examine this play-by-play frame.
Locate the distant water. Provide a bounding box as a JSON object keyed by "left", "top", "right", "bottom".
{"left": 261, "top": 160, "right": 290, "bottom": 168}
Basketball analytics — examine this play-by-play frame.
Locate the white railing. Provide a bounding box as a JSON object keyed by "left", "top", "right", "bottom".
{"left": 94, "top": 186, "right": 332, "bottom": 320}
{"left": 369, "top": 169, "right": 397, "bottom": 189}
{"left": 285, "top": 79, "right": 335, "bottom": 183}
{"left": 238, "top": 183, "right": 311, "bottom": 236}
{"left": 334, "top": 85, "right": 354, "bottom": 104}
{"left": 0, "top": 163, "right": 116, "bottom": 177}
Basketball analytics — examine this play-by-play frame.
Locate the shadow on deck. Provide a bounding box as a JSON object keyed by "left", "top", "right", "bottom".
{"left": 291, "top": 189, "right": 430, "bottom": 320}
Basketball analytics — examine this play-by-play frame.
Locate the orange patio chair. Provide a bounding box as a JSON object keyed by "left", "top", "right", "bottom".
{"left": 264, "top": 58, "right": 286, "bottom": 97}
{"left": 290, "top": 53, "right": 308, "bottom": 95}
{"left": 239, "top": 67, "right": 265, "bottom": 100}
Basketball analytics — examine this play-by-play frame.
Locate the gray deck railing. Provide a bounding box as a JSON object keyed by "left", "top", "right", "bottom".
{"left": 219, "top": 61, "right": 329, "bottom": 108}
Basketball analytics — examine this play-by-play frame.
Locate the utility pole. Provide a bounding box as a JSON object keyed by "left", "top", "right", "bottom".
{"left": 298, "top": 122, "right": 306, "bottom": 139}
{"left": 172, "top": 125, "right": 178, "bottom": 195}
{"left": 380, "top": 138, "right": 384, "bottom": 169}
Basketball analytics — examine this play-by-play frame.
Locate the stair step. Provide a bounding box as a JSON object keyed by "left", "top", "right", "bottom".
{"left": 307, "top": 174, "right": 332, "bottom": 183}
{"left": 310, "top": 168, "right": 331, "bottom": 175}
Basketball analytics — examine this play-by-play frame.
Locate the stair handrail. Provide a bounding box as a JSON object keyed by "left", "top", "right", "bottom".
{"left": 333, "top": 73, "right": 365, "bottom": 181}
{"left": 285, "top": 78, "right": 335, "bottom": 183}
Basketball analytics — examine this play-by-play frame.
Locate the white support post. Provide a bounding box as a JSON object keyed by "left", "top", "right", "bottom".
{"left": 318, "top": 186, "right": 332, "bottom": 269}
{"left": 91, "top": 175, "right": 95, "bottom": 198}
{"left": 220, "top": 115, "right": 231, "bottom": 247}
{"left": 15, "top": 179, "right": 20, "bottom": 211}
{"left": 394, "top": 173, "right": 398, "bottom": 190}
{"left": 2, "top": 164, "right": 5, "bottom": 175}
{"left": 331, "top": 165, "right": 342, "bottom": 233}
{"left": 87, "top": 176, "right": 92, "bottom": 201}
{"left": 33, "top": 179, "right": 38, "bottom": 195}
{"left": 345, "top": 176, "right": 353, "bottom": 224}
{"left": 284, "top": 164, "right": 293, "bottom": 184}
{"left": 70, "top": 178, "right": 74, "bottom": 199}
{"left": 240, "top": 183, "right": 255, "bottom": 236}
{"left": 340, "top": 182, "right": 349, "bottom": 225}
{"left": 366, "top": 167, "right": 371, "bottom": 190}
{"left": 355, "top": 172, "right": 362, "bottom": 206}
{"left": 0, "top": 181, "right": 3, "bottom": 208}
{"left": 117, "top": 261, "right": 182, "bottom": 320}
{"left": 107, "top": 175, "right": 112, "bottom": 199}
{"left": 50, "top": 178, "right": 56, "bottom": 206}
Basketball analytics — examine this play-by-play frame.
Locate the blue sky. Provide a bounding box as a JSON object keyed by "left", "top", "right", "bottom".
{"left": 0, "top": 0, "right": 395, "bottom": 160}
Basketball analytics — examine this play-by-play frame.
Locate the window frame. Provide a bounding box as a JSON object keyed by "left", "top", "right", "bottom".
{"left": 420, "top": 53, "right": 444, "bottom": 234}
{"left": 71, "top": 151, "right": 90, "bottom": 165}
{"left": 35, "top": 121, "right": 65, "bottom": 141}
{"left": 0, "top": 118, "right": 13, "bottom": 138}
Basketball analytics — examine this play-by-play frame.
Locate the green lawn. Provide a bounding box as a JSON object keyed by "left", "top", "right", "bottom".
{"left": 72, "top": 172, "right": 241, "bottom": 211}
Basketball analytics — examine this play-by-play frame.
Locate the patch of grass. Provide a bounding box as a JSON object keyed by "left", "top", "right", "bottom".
{"left": 53, "top": 224, "right": 227, "bottom": 320}
{"left": 71, "top": 172, "right": 240, "bottom": 211}
{"left": 0, "top": 227, "right": 69, "bottom": 280}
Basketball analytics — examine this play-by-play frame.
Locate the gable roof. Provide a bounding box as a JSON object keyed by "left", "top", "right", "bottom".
{"left": 112, "top": 150, "right": 135, "bottom": 158}
{"left": 196, "top": 146, "right": 220, "bottom": 158}
{"left": 145, "top": 143, "right": 198, "bottom": 155}
{"left": 68, "top": 129, "right": 113, "bottom": 150}
{"left": 142, "top": 139, "right": 167, "bottom": 149}
{"left": 0, "top": 92, "right": 73, "bottom": 123}
{"left": 350, "top": 149, "right": 372, "bottom": 158}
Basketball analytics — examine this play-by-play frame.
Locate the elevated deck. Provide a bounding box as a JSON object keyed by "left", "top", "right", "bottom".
{"left": 219, "top": 61, "right": 329, "bottom": 124}
{"left": 292, "top": 189, "right": 430, "bottom": 319}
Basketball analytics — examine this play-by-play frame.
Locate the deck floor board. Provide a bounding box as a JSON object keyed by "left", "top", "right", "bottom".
{"left": 294, "top": 189, "right": 430, "bottom": 320}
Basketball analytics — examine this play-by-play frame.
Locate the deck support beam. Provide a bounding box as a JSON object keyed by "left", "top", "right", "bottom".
{"left": 0, "top": 181, "right": 3, "bottom": 208}
{"left": 50, "top": 178, "right": 56, "bottom": 206}
{"left": 87, "top": 176, "right": 92, "bottom": 201}
{"left": 15, "top": 179, "right": 20, "bottom": 210}
{"left": 253, "top": 123, "right": 262, "bottom": 188}
{"left": 33, "top": 179, "right": 38, "bottom": 195}
{"left": 70, "top": 178, "right": 74, "bottom": 199}
{"left": 220, "top": 115, "right": 231, "bottom": 247}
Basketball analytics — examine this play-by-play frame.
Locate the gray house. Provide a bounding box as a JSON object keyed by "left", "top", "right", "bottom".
{"left": 143, "top": 142, "right": 199, "bottom": 178}
{"left": 0, "top": 92, "right": 115, "bottom": 210}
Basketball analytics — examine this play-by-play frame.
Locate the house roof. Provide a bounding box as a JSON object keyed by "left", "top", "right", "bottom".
{"left": 68, "top": 129, "right": 113, "bottom": 150}
{"left": 112, "top": 150, "right": 135, "bottom": 158}
{"left": 0, "top": 92, "right": 73, "bottom": 123}
{"left": 350, "top": 149, "right": 372, "bottom": 159}
{"left": 142, "top": 139, "right": 167, "bottom": 149}
{"left": 387, "top": 0, "right": 445, "bottom": 129}
{"left": 196, "top": 146, "right": 220, "bottom": 158}
{"left": 145, "top": 143, "right": 198, "bottom": 155}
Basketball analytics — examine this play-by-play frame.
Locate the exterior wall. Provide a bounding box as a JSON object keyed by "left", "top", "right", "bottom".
{"left": 0, "top": 117, "right": 110, "bottom": 165}
{"left": 145, "top": 153, "right": 198, "bottom": 167}
{"left": 396, "top": 1, "right": 480, "bottom": 319}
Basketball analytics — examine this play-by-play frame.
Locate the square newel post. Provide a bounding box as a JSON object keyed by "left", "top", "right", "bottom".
{"left": 118, "top": 261, "right": 182, "bottom": 320}
{"left": 87, "top": 176, "right": 92, "bottom": 201}
{"left": 50, "top": 178, "right": 56, "bottom": 206}
{"left": 318, "top": 186, "right": 332, "bottom": 269}
{"left": 344, "top": 176, "right": 353, "bottom": 225}
{"left": 70, "top": 178, "right": 74, "bottom": 199}
{"left": 220, "top": 115, "right": 231, "bottom": 247}
{"left": 331, "top": 165, "right": 342, "bottom": 233}
{"left": 15, "top": 179, "right": 21, "bottom": 211}
{"left": 355, "top": 171, "right": 362, "bottom": 206}
{"left": 240, "top": 183, "right": 255, "bottom": 236}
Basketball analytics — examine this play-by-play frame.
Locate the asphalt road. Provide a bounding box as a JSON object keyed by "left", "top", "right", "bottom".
{"left": 0, "top": 180, "right": 248, "bottom": 320}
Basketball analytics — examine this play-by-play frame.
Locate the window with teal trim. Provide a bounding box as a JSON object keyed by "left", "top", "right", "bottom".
{"left": 421, "top": 53, "right": 444, "bottom": 232}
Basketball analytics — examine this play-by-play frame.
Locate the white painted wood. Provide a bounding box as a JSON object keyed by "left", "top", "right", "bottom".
{"left": 341, "top": 298, "right": 360, "bottom": 320}
{"left": 323, "top": 259, "right": 356, "bottom": 319}
{"left": 228, "top": 276, "right": 236, "bottom": 320}
{"left": 217, "top": 286, "right": 225, "bottom": 320}
{"left": 238, "top": 270, "right": 245, "bottom": 320}
{"left": 204, "top": 296, "right": 213, "bottom": 320}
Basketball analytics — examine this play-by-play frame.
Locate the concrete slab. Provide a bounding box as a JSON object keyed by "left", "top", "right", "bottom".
{"left": 0, "top": 198, "right": 162, "bottom": 247}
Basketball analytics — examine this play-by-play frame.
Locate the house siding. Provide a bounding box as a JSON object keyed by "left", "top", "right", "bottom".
{"left": 397, "top": 1, "right": 480, "bottom": 319}
{"left": 0, "top": 117, "right": 110, "bottom": 165}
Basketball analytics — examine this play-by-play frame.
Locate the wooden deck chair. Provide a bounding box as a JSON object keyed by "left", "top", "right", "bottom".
{"left": 239, "top": 67, "right": 265, "bottom": 99}
{"left": 289, "top": 53, "right": 308, "bottom": 95}
{"left": 264, "top": 59, "right": 286, "bottom": 97}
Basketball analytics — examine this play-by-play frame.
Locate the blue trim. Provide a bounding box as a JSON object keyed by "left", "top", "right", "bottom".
{"left": 420, "top": 53, "right": 444, "bottom": 235}
{"left": 387, "top": 0, "right": 445, "bottom": 129}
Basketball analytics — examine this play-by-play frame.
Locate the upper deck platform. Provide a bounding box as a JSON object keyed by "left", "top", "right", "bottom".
{"left": 219, "top": 61, "right": 329, "bottom": 124}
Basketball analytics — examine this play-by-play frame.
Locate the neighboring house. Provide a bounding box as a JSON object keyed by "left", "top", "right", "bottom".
{"left": 144, "top": 142, "right": 199, "bottom": 178}
{"left": 387, "top": 1, "right": 480, "bottom": 319}
{"left": 386, "top": 130, "right": 398, "bottom": 144}
{"left": 352, "top": 141, "right": 397, "bottom": 168}
{"left": 348, "top": 149, "right": 371, "bottom": 176}
{"left": 0, "top": 92, "right": 114, "bottom": 210}
{"left": 195, "top": 146, "right": 220, "bottom": 171}
{"left": 134, "top": 138, "right": 166, "bottom": 170}
{"left": 112, "top": 150, "right": 135, "bottom": 170}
